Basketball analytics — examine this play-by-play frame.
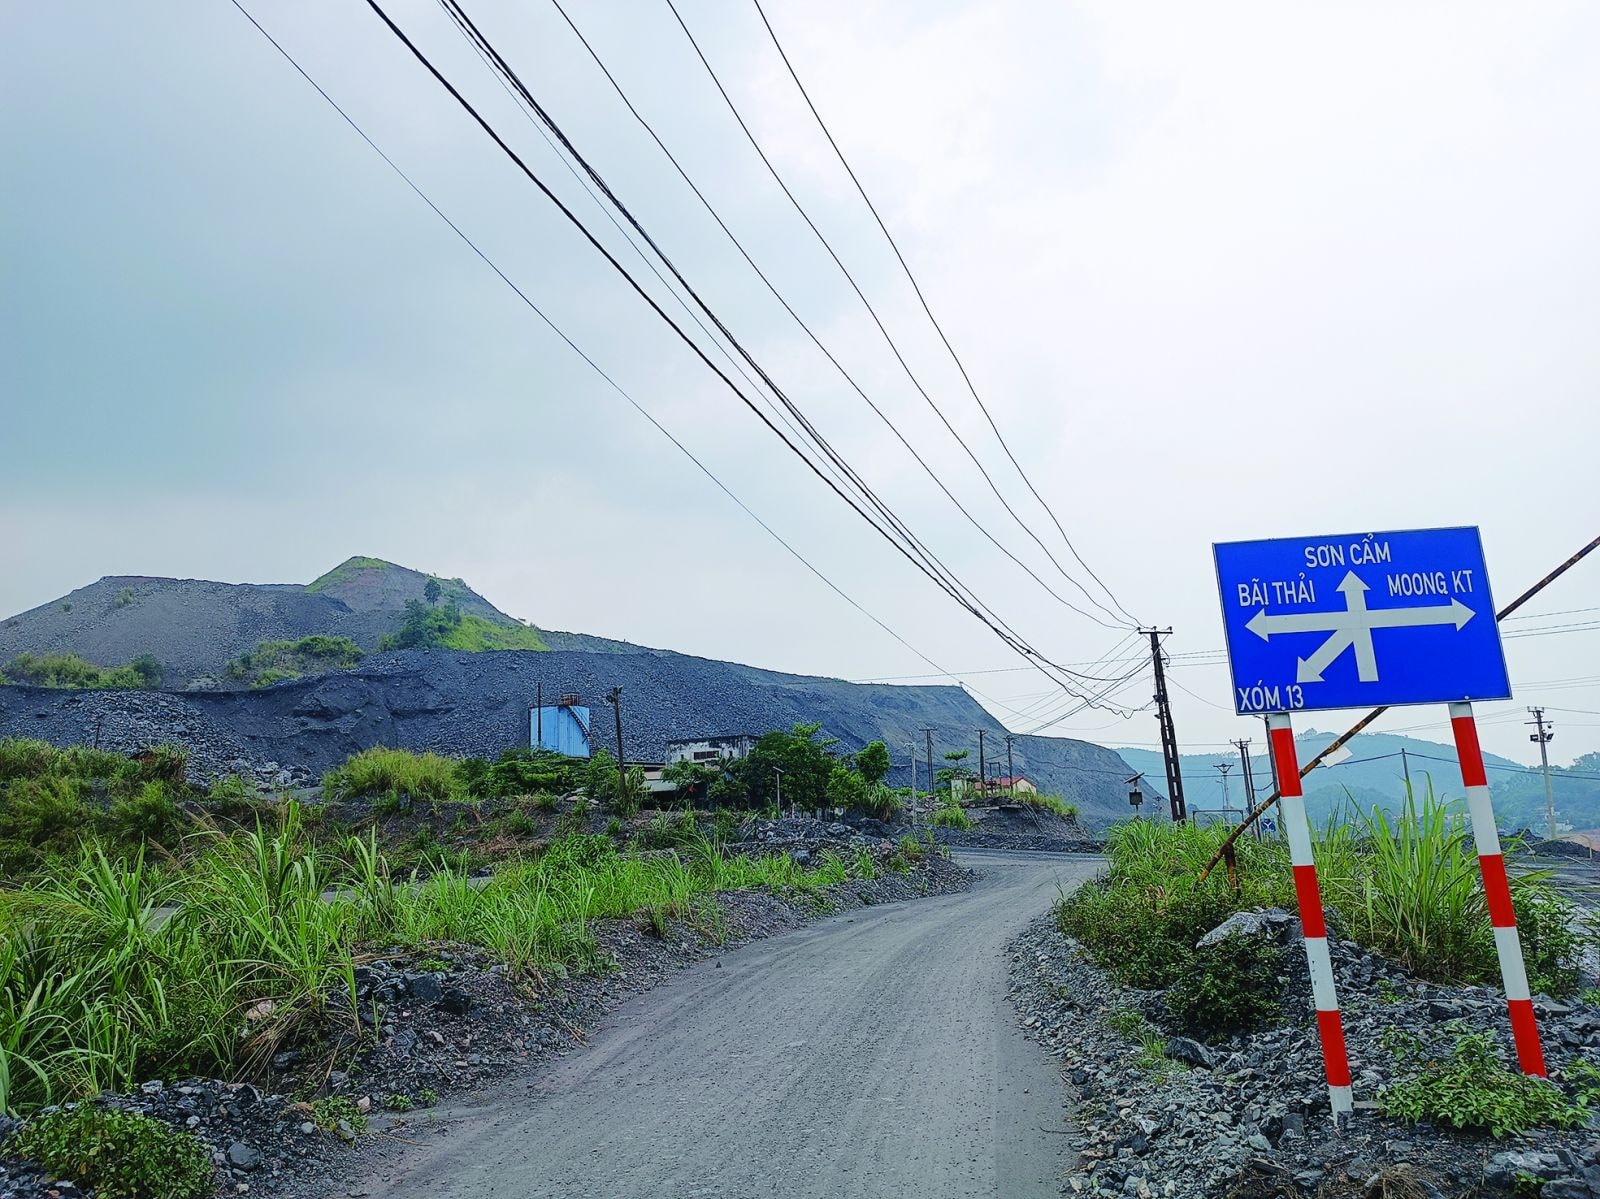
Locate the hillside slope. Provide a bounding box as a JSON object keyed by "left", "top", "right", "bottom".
{"left": 0, "top": 647, "right": 1141, "bottom": 825}
{"left": 0, "top": 558, "right": 532, "bottom": 685}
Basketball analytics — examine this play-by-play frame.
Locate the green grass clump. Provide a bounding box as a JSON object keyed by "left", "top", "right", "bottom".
{"left": 228, "top": 635, "right": 365, "bottom": 686}
{"left": 114, "top": 587, "right": 136, "bottom": 608}
{"left": 1018, "top": 792, "right": 1079, "bottom": 820}
{"left": 1165, "top": 933, "right": 1284, "bottom": 1040}
{"left": 311, "top": 1094, "right": 368, "bottom": 1134}
{"left": 3, "top": 652, "right": 161, "bottom": 690}
{"left": 931, "top": 801, "right": 974, "bottom": 830}
{"left": 4, "top": 1104, "right": 215, "bottom": 1199}
{"left": 435, "top": 614, "right": 546, "bottom": 652}
{"left": 305, "top": 556, "right": 393, "bottom": 593}
{"left": 1379, "top": 1028, "right": 1582, "bottom": 1136}
{"left": 323, "top": 747, "right": 463, "bottom": 806}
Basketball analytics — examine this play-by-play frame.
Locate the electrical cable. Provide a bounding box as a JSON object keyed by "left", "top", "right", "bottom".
{"left": 532, "top": 0, "right": 1126, "bottom": 632}
{"left": 749, "top": 0, "right": 1140, "bottom": 628}
{"left": 404, "top": 0, "right": 1148, "bottom": 702}
{"left": 226, "top": 0, "right": 975, "bottom": 703}
{"left": 660, "top": 0, "right": 1133, "bottom": 630}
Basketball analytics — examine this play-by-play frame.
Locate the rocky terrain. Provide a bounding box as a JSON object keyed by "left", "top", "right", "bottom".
{"left": 1009, "top": 909, "right": 1600, "bottom": 1199}
{"left": 0, "top": 833, "right": 970, "bottom": 1199}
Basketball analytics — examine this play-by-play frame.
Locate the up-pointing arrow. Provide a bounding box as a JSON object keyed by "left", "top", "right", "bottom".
{"left": 1245, "top": 570, "right": 1475, "bottom": 684}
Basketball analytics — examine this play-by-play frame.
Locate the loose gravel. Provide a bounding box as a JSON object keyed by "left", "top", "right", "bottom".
{"left": 1008, "top": 909, "right": 1600, "bottom": 1199}
{"left": 0, "top": 844, "right": 969, "bottom": 1199}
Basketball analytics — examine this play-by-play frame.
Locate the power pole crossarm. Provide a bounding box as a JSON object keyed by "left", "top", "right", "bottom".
{"left": 1527, "top": 707, "right": 1556, "bottom": 840}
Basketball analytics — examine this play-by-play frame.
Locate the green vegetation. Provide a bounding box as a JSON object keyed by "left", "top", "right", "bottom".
{"left": 1017, "top": 792, "right": 1079, "bottom": 820}
{"left": 3, "top": 652, "right": 161, "bottom": 690}
{"left": 4, "top": 1104, "right": 215, "bottom": 1198}
{"left": 0, "top": 739, "right": 190, "bottom": 873}
{"left": 323, "top": 747, "right": 461, "bottom": 807}
{"left": 1103, "top": 1006, "right": 1177, "bottom": 1079}
{"left": 114, "top": 587, "right": 136, "bottom": 608}
{"left": 377, "top": 599, "right": 547, "bottom": 653}
{"left": 1165, "top": 933, "right": 1283, "bottom": 1039}
{"left": 931, "top": 800, "right": 975, "bottom": 830}
{"left": 692, "top": 725, "right": 901, "bottom": 819}
{"left": 1378, "top": 1028, "right": 1583, "bottom": 1136}
{"left": 227, "top": 635, "right": 364, "bottom": 686}
{"left": 0, "top": 805, "right": 882, "bottom": 1115}
{"left": 311, "top": 1094, "right": 368, "bottom": 1135}
{"left": 1056, "top": 793, "right": 1582, "bottom": 1039}
{"left": 304, "top": 556, "right": 394, "bottom": 594}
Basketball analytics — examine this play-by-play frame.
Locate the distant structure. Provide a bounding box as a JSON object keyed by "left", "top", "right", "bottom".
{"left": 991, "top": 776, "right": 1037, "bottom": 796}
{"left": 664, "top": 734, "right": 756, "bottom": 766}
{"left": 530, "top": 695, "right": 591, "bottom": 759}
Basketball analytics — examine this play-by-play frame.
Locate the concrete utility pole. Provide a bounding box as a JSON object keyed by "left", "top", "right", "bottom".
{"left": 604, "top": 687, "right": 626, "bottom": 798}
{"left": 977, "top": 730, "right": 987, "bottom": 804}
{"left": 772, "top": 765, "right": 784, "bottom": 818}
{"left": 1400, "top": 747, "right": 1413, "bottom": 795}
{"left": 1234, "top": 738, "right": 1258, "bottom": 839}
{"left": 1528, "top": 707, "right": 1557, "bottom": 839}
{"left": 923, "top": 729, "right": 935, "bottom": 802}
{"left": 1214, "top": 761, "right": 1233, "bottom": 823}
{"left": 1141, "top": 628, "right": 1186, "bottom": 821}
{"left": 909, "top": 743, "right": 917, "bottom": 829}
{"left": 1004, "top": 734, "right": 1017, "bottom": 798}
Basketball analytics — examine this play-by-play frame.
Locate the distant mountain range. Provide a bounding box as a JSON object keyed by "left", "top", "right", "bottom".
{"left": 1116, "top": 729, "right": 1600, "bottom": 835}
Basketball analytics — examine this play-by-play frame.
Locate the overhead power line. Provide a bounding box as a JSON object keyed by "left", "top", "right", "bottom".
{"left": 660, "top": 0, "right": 1133, "bottom": 630}
{"left": 225, "top": 0, "right": 970, "bottom": 704}
{"left": 442, "top": 0, "right": 1128, "bottom": 634}
{"left": 427, "top": 0, "right": 1143, "bottom": 697}
{"left": 749, "top": 0, "right": 1139, "bottom": 629}
{"left": 315, "top": 0, "right": 1139, "bottom": 712}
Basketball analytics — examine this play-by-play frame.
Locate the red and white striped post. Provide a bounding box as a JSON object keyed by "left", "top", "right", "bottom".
{"left": 1449, "top": 701, "right": 1547, "bottom": 1076}
{"left": 1267, "top": 712, "right": 1353, "bottom": 1115}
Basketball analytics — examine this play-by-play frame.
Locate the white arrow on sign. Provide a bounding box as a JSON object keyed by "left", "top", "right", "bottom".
{"left": 1245, "top": 570, "right": 1474, "bottom": 683}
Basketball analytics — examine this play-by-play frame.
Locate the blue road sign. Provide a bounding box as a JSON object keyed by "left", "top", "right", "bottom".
{"left": 1214, "top": 526, "right": 1510, "bottom": 715}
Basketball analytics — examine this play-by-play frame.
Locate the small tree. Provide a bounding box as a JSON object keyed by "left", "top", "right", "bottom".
{"left": 856, "top": 741, "right": 891, "bottom": 787}
{"left": 423, "top": 578, "right": 443, "bottom": 605}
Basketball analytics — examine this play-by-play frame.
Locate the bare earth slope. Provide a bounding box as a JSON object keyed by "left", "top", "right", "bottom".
{"left": 360, "top": 849, "right": 1096, "bottom": 1199}
{"left": 0, "top": 558, "right": 520, "bottom": 685}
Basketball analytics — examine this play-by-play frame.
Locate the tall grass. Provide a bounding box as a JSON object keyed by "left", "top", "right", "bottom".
{"left": 322, "top": 747, "right": 462, "bottom": 805}
{"left": 1058, "top": 788, "right": 1580, "bottom": 996}
{"left": 0, "top": 806, "right": 882, "bottom": 1115}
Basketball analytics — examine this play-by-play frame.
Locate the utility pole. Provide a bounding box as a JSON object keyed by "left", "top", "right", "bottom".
{"left": 1214, "top": 761, "right": 1233, "bottom": 824}
{"left": 923, "top": 728, "right": 936, "bottom": 804}
{"left": 1528, "top": 707, "right": 1557, "bottom": 840}
{"left": 909, "top": 743, "right": 917, "bottom": 829}
{"left": 1400, "top": 747, "right": 1412, "bottom": 796}
{"left": 1004, "top": 734, "right": 1017, "bottom": 798}
{"left": 604, "top": 686, "right": 625, "bottom": 798}
{"left": 773, "top": 765, "right": 784, "bottom": 818}
{"left": 977, "top": 729, "right": 987, "bottom": 805}
{"left": 1234, "top": 738, "right": 1257, "bottom": 838}
{"left": 535, "top": 680, "right": 543, "bottom": 749}
{"left": 1142, "top": 628, "right": 1186, "bottom": 822}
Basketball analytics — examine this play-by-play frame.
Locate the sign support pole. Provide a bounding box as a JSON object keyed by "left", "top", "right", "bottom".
{"left": 1267, "top": 712, "right": 1353, "bottom": 1116}
{"left": 1448, "top": 701, "right": 1547, "bottom": 1077}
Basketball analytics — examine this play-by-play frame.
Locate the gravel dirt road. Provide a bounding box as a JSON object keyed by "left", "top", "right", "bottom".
{"left": 363, "top": 850, "right": 1099, "bottom": 1199}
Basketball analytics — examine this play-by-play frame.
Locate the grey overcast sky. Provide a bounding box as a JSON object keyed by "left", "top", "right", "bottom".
{"left": 3, "top": 1, "right": 1597, "bottom": 773}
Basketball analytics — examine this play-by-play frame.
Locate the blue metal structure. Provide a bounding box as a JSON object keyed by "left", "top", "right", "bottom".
{"left": 1214, "top": 526, "right": 1510, "bottom": 715}
{"left": 531, "top": 705, "right": 591, "bottom": 758}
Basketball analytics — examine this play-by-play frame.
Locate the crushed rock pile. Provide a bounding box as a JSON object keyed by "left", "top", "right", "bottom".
{"left": 1009, "top": 909, "right": 1599, "bottom": 1199}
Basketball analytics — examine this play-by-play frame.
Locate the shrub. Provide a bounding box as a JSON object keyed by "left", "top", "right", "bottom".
{"left": 3, "top": 652, "right": 160, "bottom": 691}
{"left": 465, "top": 748, "right": 583, "bottom": 801}
{"left": 323, "top": 747, "right": 462, "bottom": 806}
{"left": 931, "top": 802, "right": 974, "bottom": 830}
{"left": 105, "top": 782, "right": 182, "bottom": 845}
{"left": 1165, "top": 934, "right": 1284, "bottom": 1040}
{"left": 1378, "top": 1029, "right": 1583, "bottom": 1136}
{"left": 1020, "top": 792, "right": 1079, "bottom": 820}
{"left": 4, "top": 1104, "right": 215, "bottom": 1199}
{"left": 114, "top": 587, "right": 136, "bottom": 608}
